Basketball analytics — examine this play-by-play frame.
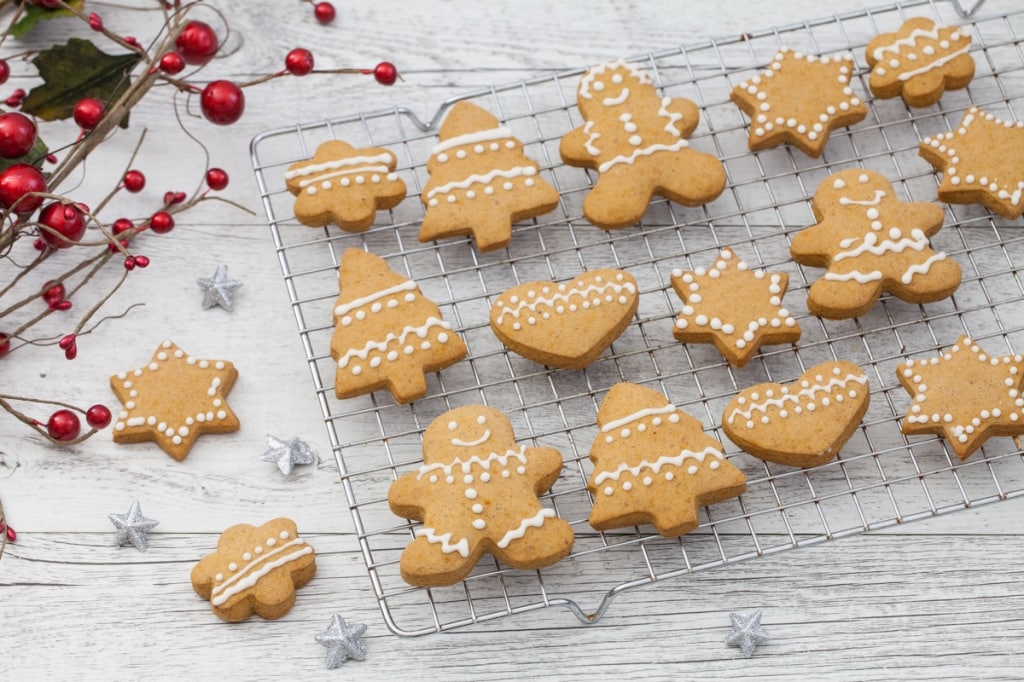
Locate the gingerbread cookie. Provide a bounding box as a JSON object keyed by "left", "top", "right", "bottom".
{"left": 588, "top": 383, "right": 746, "bottom": 537}
{"left": 722, "top": 361, "right": 870, "bottom": 468}
{"left": 332, "top": 248, "right": 467, "bottom": 404}
{"left": 419, "top": 101, "right": 560, "bottom": 251}
{"left": 284, "top": 140, "right": 406, "bottom": 231}
{"left": 191, "top": 518, "right": 316, "bottom": 622}
{"left": 110, "top": 340, "right": 239, "bottom": 461}
{"left": 730, "top": 48, "right": 867, "bottom": 158}
{"left": 866, "top": 18, "right": 974, "bottom": 108}
{"left": 919, "top": 106, "right": 1024, "bottom": 219}
{"left": 560, "top": 59, "right": 726, "bottom": 229}
{"left": 790, "top": 169, "right": 961, "bottom": 319}
{"left": 897, "top": 336, "right": 1024, "bottom": 460}
{"left": 671, "top": 247, "right": 800, "bottom": 367}
{"left": 388, "top": 405, "right": 574, "bottom": 587}
{"left": 490, "top": 269, "right": 638, "bottom": 369}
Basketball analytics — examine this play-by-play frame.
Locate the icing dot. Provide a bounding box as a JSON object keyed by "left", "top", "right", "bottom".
{"left": 266, "top": 537, "right": 277, "bottom": 547}
{"left": 465, "top": 488, "right": 478, "bottom": 500}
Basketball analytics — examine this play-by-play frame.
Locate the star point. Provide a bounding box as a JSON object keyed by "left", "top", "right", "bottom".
{"left": 315, "top": 614, "right": 367, "bottom": 669}
{"left": 261, "top": 434, "right": 317, "bottom": 475}
{"left": 726, "top": 609, "right": 770, "bottom": 657}
{"left": 109, "top": 500, "right": 158, "bottom": 552}
{"left": 197, "top": 263, "right": 243, "bottom": 311}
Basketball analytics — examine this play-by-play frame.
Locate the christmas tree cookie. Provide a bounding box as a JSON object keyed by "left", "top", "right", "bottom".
{"left": 331, "top": 249, "right": 467, "bottom": 404}
{"left": 420, "top": 101, "right": 560, "bottom": 251}
{"left": 284, "top": 140, "right": 406, "bottom": 231}
{"left": 560, "top": 59, "right": 726, "bottom": 229}
{"left": 388, "top": 405, "right": 574, "bottom": 587}
{"left": 588, "top": 383, "right": 746, "bottom": 537}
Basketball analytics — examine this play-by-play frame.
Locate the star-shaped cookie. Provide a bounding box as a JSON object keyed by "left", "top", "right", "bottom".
{"left": 670, "top": 247, "right": 800, "bottom": 367}
{"left": 731, "top": 48, "right": 868, "bottom": 157}
{"left": 919, "top": 106, "right": 1024, "bottom": 219}
{"left": 110, "top": 340, "right": 239, "bottom": 461}
{"left": 897, "top": 335, "right": 1024, "bottom": 460}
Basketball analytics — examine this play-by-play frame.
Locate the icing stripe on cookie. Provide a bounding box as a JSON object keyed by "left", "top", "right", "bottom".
{"left": 296, "top": 164, "right": 392, "bottom": 189}
{"left": 211, "top": 538, "right": 312, "bottom": 606}
{"left": 425, "top": 166, "right": 537, "bottom": 199}
{"left": 901, "top": 252, "right": 948, "bottom": 284}
{"left": 417, "top": 446, "right": 528, "bottom": 478}
{"left": 284, "top": 153, "right": 394, "bottom": 180}
{"left": 335, "top": 280, "right": 417, "bottom": 317}
{"left": 598, "top": 139, "right": 690, "bottom": 173}
{"left": 600, "top": 404, "right": 678, "bottom": 433}
{"left": 432, "top": 127, "right": 513, "bottom": 156}
{"left": 415, "top": 527, "right": 470, "bottom": 557}
{"left": 336, "top": 317, "right": 453, "bottom": 368}
{"left": 494, "top": 279, "right": 636, "bottom": 324}
{"left": 593, "top": 446, "right": 723, "bottom": 486}
{"left": 495, "top": 509, "right": 555, "bottom": 548}
{"left": 726, "top": 372, "right": 867, "bottom": 424}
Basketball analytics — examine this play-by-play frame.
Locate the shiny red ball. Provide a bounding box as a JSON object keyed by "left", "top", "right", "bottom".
{"left": 159, "top": 52, "right": 186, "bottom": 75}
{"left": 205, "top": 167, "right": 229, "bottom": 190}
{"left": 314, "top": 2, "right": 336, "bottom": 23}
{"left": 285, "top": 48, "right": 314, "bottom": 76}
{"left": 47, "top": 409, "right": 81, "bottom": 442}
{"left": 0, "top": 164, "right": 46, "bottom": 213}
{"left": 112, "top": 217, "right": 134, "bottom": 236}
{"left": 123, "top": 169, "right": 145, "bottom": 193}
{"left": 0, "top": 59, "right": 9, "bottom": 85}
{"left": 0, "top": 112, "right": 36, "bottom": 159}
{"left": 175, "top": 20, "right": 219, "bottom": 66}
{"left": 39, "top": 202, "right": 86, "bottom": 249}
{"left": 200, "top": 80, "right": 244, "bottom": 125}
{"left": 373, "top": 61, "right": 398, "bottom": 86}
{"left": 86, "top": 404, "right": 112, "bottom": 429}
{"left": 73, "top": 98, "right": 105, "bottom": 130}
{"left": 0, "top": 332, "right": 10, "bottom": 357}
{"left": 88, "top": 12, "right": 103, "bottom": 31}
{"left": 149, "top": 211, "right": 174, "bottom": 234}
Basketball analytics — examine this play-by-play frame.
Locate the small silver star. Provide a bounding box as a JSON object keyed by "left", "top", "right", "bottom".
{"left": 725, "top": 609, "right": 769, "bottom": 657}
{"left": 261, "top": 434, "right": 317, "bottom": 475}
{"left": 109, "top": 500, "right": 159, "bottom": 552}
{"left": 197, "top": 264, "right": 242, "bottom": 311}
{"left": 315, "top": 614, "right": 367, "bottom": 669}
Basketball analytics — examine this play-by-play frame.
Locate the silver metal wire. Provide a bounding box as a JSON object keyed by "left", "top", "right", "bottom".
{"left": 251, "top": 0, "right": 1024, "bottom": 636}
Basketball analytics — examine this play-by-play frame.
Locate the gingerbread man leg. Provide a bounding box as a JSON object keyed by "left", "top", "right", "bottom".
{"left": 399, "top": 536, "right": 479, "bottom": 587}
{"left": 807, "top": 277, "right": 880, "bottom": 319}
{"left": 583, "top": 171, "right": 655, "bottom": 229}
{"left": 494, "top": 515, "right": 574, "bottom": 569}
{"left": 656, "top": 150, "right": 728, "bottom": 209}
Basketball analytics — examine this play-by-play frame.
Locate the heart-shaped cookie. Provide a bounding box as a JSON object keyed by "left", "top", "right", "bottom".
{"left": 721, "top": 360, "right": 870, "bottom": 468}
{"left": 490, "top": 269, "right": 638, "bottom": 369}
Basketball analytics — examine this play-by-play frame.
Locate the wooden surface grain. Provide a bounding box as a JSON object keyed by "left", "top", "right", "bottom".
{"left": 2, "top": 1, "right": 1024, "bottom": 679}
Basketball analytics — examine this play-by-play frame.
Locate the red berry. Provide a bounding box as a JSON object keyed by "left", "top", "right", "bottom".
{"left": 123, "top": 255, "right": 136, "bottom": 270}
{"left": 0, "top": 164, "right": 46, "bottom": 213}
{"left": 149, "top": 211, "right": 174, "bottom": 234}
{"left": 285, "top": 48, "right": 314, "bottom": 76}
{"left": 373, "top": 61, "right": 398, "bottom": 86}
{"left": 86, "top": 404, "right": 112, "bottom": 429}
{"left": 39, "top": 202, "right": 86, "bottom": 249}
{"left": 159, "top": 52, "right": 186, "bottom": 75}
{"left": 199, "top": 80, "right": 244, "bottom": 125}
{"left": 88, "top": 13, "right": 103, "bottom": 30}
{"left": 0, "top": 112, "right": 36, "bottom": 159}
{"left": 112, "top": 217, "right": 134, "bottom": 236}
{"left": 3, "top": 523, "right": 15, "bottom": 542}
{"left": 176, "top": 20, "right": 218, "bottom": 65}
{"left": 46, "top": 409, "right": 81, "bottom": 441}
{"left": 134, "top": 254, "right": 150, "bottom": 268}
{"left": 41, "top": 280, "right": 66, "bottom": 308}
{"left": 73, "top": 98, "right": 105, "bottom": 130}
{"left": 0, "top": 60, "right": 9, "bottom": 85}
{"left": 32, "top": 0, "right": 62, "bottom": 7}
{"left": 205, "top": 167, "right": 228, "bottom": 190}
{"left": 5, "top": 88, "right": 25, "bottom": 108}
{"left": 124, "top": 36, "right": 140, "bottom": 48}
{"left": 0, "top": 332, "right": 10, "bottom": 357}
{"left": 123, "top": 169, "right": 145, "bottom": 192}
{"left": 163, "top": 190, "right": 186, "bottom": 206}
{"left": 314, "top": 2, "right": 336, "bottom": 23}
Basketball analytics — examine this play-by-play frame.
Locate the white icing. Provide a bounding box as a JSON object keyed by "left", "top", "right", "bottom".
{"left": 598, "top": 139, "right": 689, "bottom": 173}
{"left": 583, "top": 120, "right": 601, "bottom": 156}
{"left": 335, "top": 280, "right": 416, "bottom": 317}
{"left": 336, "top": 317, "right": 452, "bottom": 368}
{"left": 600, "top": 404, "right": 677, "bottom": 433}
{"left": 593, "top": 446, "right": 723, "bottom": 487}
{"left": 210, "top": 537, "right": 311, "bottom": 606}
{"left": 823, "top": 270, "right": 884, "bottom": 283}
{"left": 900, "top": 252, "right": 948, "bottom": 284}
{"left": 897, "top": 44, "right": 970, "bottom": 81}
{"left": 494, "top": 277, "right": 635, "bottom": 325}
{"left": 431, "top": 127, "right": 512, "bottom": 156}
{"left": 838, "top": 190, "right": 885, "bottom": 206}
{"left": 578, "top": 59, "right": 651, "bottom": 100}
{"left": 832, "top": 228, "right": 929, "bottom": 262}
{"left": 285, "top": 153, "right": 393, "bottom": 180}
{"left": 425, "top": 166, "right": 536, "bottom": 199}
{"left": 295, "top": 164, "right": 391, "bottom": 190}
{"left": 727, "top": 371, "right": 867, "bottom": 424}
{"left": 495, "top": 509, "right": 555, "bottom": 548}
{"left": 658, "top": 96, "right": 683, "bottom": 135}
{"left": 602, "top": 88, "right": 630, "bottom": 106}
{"left": 451, "top": 430, "right": 491, "bottom": 448}
{"left": 417, "top": 446, "right": 527, "bottom": 479}
{"left": 415, "top": 527, "right": 469, "bottom": 557}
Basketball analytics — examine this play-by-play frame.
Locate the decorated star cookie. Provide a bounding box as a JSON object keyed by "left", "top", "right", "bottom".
{"left": 419, "top": 101, "right": 560, "bottom": 251}
{"left": 110, "top": 340, "right": 239, "bottom": 461}
{"left": 388, "top": 406, "right": 574, "bottom": 587}
{"left": 332, "top": 248, "right": 467, "bottom": 404}
{"left": 897, "top": 336, "right": 1024, "bottom": 460}
{"left": 670, "top": 247, "right": 800, "bottom": 367}
{"left": 722, "top": 361, "right": 870, "bottom": 468}
{"left": 730, "top": 48, "right": 868, "bottom": 158}
{"left": 790, "top": 169, "right": 961, "bottom": 319}
{"left": 191, "top": 518, "right": 316, "bottom": 622}
{"left": 559, "top": 59, "right": 726, "bottom": 229}
{"left": 919, "top": 106, "right": 1024, "bottom": 219}
{"left": 490, "top": 269, "right": 638, "bottom": 369}
{"left": 866, "top": 17, "right": 974, "bottom": 107}
{"left": 284, "top": 140, "right": 406, "bottom": 231}
{"left": 588, "top": 383, "right": 746, "bottom": 537}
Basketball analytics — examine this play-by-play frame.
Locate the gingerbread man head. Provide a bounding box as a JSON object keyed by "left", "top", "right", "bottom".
{"left": 576, "top": 59, "right": 654, "bottom": 119}
{"left": 422, "top": 405, "right": 515, "bottom": 464}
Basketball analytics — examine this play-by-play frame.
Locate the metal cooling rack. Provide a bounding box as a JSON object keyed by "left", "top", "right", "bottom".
{"left": 251, "top": 0, "right": 1024, "bottom": 636}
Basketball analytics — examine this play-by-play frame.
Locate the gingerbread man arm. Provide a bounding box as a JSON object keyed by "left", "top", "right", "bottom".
{"left": 788, "top": 220, "right": 835, "bottom": 266}
{"left": 524, "top": 446, "right": 565, "bottom": 494}
{"left": 559, "top": 124, "right": 594, "bottom": 166}
{"left": 387, "top": 472, "right": 429, "bottom": 520}
{"left": 663, "top": 96, "right": 700, "bottom": 138}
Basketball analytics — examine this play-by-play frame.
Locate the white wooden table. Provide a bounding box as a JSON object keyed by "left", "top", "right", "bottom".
{"left": 3, "top": 1, "right": 1024, "bottom": 679}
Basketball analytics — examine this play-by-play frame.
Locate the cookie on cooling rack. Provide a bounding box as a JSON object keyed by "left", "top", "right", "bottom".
{"left": 388, "top": 405, "right": 574, "bottom": 587}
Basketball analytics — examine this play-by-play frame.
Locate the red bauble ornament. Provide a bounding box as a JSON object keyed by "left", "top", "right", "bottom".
{"left": 73, "top": 98, "right": 105, "bottom": 130}
{"left": 123, "top": 169, "right": 145, "bottom": 192}
{"left": 86, "top": 404, "right": 112, "bottom": 429}
{"left": 149, "top": 211, "right": 174, "bottom": 234}
{"left": 88, "top": 12, "right": 103, "bottom": 31}
{"left": 176, "top": 20, "right": 219, "bottom": 65}
{"left": 0, "top": 164, "right": 46, "bottom": 213}
{"left": 373, "top": 61, "right": 398, "bottom": 86}
{"left": 159, "top": 52, "right": 186, "bottom": 75}
{"left": 46, "top": 409, "right": 81, "bottom": 441}
{"left": 205, "top": 167, "right": 228, "bottom": 190}
{"left": 200, "top": 80, "right": 244, "bottom": 125}
{"left": 314, "top": 2, "right": 336, "bottom": 23}
{"left": 0, "top": 59, "right": 9, "bottom": 85}
{"left": 39, "top": 202, "right": 86, "bottom": 249}
{"left": 0, "top": 112, "right": 36, "bottom": 159}
{"left": 285, "top": 48, "right": 314, "bottom": 76}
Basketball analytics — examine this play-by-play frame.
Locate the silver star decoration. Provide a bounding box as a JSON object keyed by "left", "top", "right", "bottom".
{"left": 261, "top": 434, "right": 317, "bottom": 475}
{"left": 725, "top": 609, "right": 770, "bottom": 657}
{"left": 197, "top": 264, "right": 242, "bottom": 311}
{"left": 315, "top": 614, "right": 367, "bottom": 669}
{"left": 108, "top": 500, "right": 159, "bottom": 552}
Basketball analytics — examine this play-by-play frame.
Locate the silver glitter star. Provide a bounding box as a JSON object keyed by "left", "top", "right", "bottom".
{"left": 315, "top": 614, "right": 367, "bottom": 669}
{"left": 108, "top": 500, "right": 159, "bottom": 552}
{"left": 197, "top": 264, "right": 242, "bottom": 311}
{"left": 261, "top": 434, "right": 317, "bottom": 475}
{"left": 726, "top": 609, "right": 770, "bottom": 657}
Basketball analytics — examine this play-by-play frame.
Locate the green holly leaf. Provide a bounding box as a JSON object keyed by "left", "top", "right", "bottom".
{"left": 21, "top": 38, "right": 141, "bottom": 128}
{"left": 0, "top": 133, "right": 50, "bottom": 175}
{"left": 10, "top": 1, "right": 86, "bottom": 39}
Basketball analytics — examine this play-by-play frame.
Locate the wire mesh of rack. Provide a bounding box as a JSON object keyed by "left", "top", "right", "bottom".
{"left": 251, "top": 0, "right": 1024, "bottom": 636}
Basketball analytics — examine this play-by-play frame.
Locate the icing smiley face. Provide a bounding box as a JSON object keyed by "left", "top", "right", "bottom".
{"left": 423, "top": 406, "right": 516, "bottom": 463}
{"left": 448, "top": 413, "right": 492, "bottom": 448}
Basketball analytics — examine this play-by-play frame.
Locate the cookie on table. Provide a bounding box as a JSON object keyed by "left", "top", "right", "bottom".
{"left": 897, "top": 335, "right": 1024, "bottom": 460}
{"left": 419, "top": 101, "right": 560, "bottom": 251}
{"left": 560, "top": 59, "right": 726, "bottom": 229}
{"left": 588, "top": 383, "right": 747, "bottom": 538}
{"left": 490, "top": 268, "right": 638, "bottom": 369}
{"left": 110, "top": 340, "right": 239, "bottom": 461}
{"left": 919, "top": 106, "right": 1024, "bottom": 219}
{"left": 790, "top": 169, "right": 961, "bottom": 319}
{"left": 284, "top": 140, "right": 406, "bottom": 231}
{"left": 722, "top": 361, "right": 870, "bottom": 468}
{"left": 730, "top": 48, "right": 867, "bottom": 158}
{"left": 866, "top": 17, "right": 974, "bottom": 108}
{"left": 191, "top": 518, "right": 316, "bottom": 622}
{"left": 670, "top": 247, "right": 801, "bottom": 367}
{"left": 388, "top": 405, "right": 574, "bottom": 587}
{"left": 332, "top": 248, "right": 467, "bottom": 404}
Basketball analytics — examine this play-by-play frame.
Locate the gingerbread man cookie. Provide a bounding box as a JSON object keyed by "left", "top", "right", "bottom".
{"left": 560, "top": 59, "right": 726, "bottom": 229}
{"left": 388, "top": 406, "right": 574, "bottom": 587}
{"left": 284, "top": 140, "right": 406, "bottom": 231}
{"left": 420, "top": 101, "right": 560, "bottom": 251}
{"left": 790, "top": 169, "right": 961, "bottom": 319}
